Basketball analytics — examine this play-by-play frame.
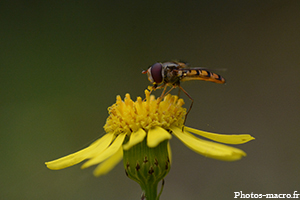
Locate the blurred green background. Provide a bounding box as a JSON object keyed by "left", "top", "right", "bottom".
{"left": 1, "top": 1, "right": 299, "bottom": 199}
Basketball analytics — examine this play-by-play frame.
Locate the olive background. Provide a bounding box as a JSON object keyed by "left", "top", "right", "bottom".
{"left": 1, "top": 1, "right": 299, "bottom": 199}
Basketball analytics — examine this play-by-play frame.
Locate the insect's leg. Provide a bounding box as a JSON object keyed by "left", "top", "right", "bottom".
{"left": 143, "top": 86, "right": 154, "bottom": 101}
{"left": 147, "top": 85, "right": 155, "bottom": 95}
{"left": 159, "top": 85, "right": 176, "bottom": 101}
{"left": 156, "top": 83, "right": 167, "bottom": 99}
{"left": 155, "top": 83, "right": 166, "bottom": 90}
{"left": 157, "top": 84, "right": 169, "bottom": 102}
{"left": 178, "top": 85, "right": 194, "bottom": 129}
{"left": 144, "top": 83, "right": 161, "bottom": 101}
{"left": 177, "top": 87, "right": 181, "bottom": 97}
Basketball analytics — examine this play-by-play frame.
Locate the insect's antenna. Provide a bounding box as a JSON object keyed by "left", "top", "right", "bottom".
{"left": 178, "top": 85, "right": 194, "bottom": 129}
{"left": 141, "top": 69, "right": 148, "bottom": 74}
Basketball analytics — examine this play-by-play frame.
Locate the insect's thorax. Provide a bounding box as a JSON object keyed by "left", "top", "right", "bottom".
{"left": 162, "top": 63, "right": 183, "bottom": 85}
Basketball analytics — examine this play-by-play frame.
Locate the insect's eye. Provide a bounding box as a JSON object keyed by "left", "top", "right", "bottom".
{"left": 150, "top": 63, "right": 163, "bottom": 84}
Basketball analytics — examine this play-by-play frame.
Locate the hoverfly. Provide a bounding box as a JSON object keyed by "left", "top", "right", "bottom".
{"left": 142, "top": 61, "right": 226, "bottom": 124}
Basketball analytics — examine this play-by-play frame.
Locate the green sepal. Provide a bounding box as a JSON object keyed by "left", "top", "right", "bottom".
{"left": 123, "top": 136, "right": 170, "bottom": 200}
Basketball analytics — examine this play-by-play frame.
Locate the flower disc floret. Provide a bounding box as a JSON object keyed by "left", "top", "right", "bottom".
{"left": 104, "top": 90, "right": 186, "bottom": 135}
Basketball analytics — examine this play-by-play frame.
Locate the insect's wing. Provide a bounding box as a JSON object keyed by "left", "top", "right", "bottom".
{"left": 162, "top": 61, "right": 189, "bottom": 70}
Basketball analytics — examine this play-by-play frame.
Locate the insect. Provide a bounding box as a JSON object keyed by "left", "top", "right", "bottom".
{"left": 142, "top": 61, "right": 226, "bottom": 124}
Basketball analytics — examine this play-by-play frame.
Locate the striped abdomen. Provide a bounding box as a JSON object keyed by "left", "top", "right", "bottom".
{"left": 181, "top": 69, "right": 226, "bottom": 84}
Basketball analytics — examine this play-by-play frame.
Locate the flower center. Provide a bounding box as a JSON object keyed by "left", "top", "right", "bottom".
{"left": 104, "top": 90, "right": 186, "bottom": 135}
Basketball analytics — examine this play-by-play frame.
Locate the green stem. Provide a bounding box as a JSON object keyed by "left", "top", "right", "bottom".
{"left": 141, "top": 182, "right": 159, "bottom": 200}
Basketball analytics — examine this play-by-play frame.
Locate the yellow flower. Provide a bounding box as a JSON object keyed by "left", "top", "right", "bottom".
{"left": 45, "top": 90, "right": 254, "bottom": 177}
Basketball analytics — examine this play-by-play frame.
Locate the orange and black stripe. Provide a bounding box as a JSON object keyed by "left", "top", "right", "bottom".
{"left": 181, "top": 69, "right": 225, "bottom": 84}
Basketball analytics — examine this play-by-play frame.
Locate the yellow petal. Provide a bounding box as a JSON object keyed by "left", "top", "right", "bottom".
{"left": 81, "top": 134, "right": 126, "bottom": 169}
{"left": 147, "top": 126, "right": 172, "bottom": 148}
{"left": 45, "top": 133, "right": 114, "bottom": 170}
{"left": 77, "top": 133, "right": 115, "bottom": 159}
{"left": 123, "top": 128, "right": 146, "bottom": 150}
{"left": 171, "top": 126, "right": 246, "bottom": 161}
{"left": 93, "top": 146, "right": 123, "bottom": 177}
{"left": 185, "top": 126, "right": 255, "bottom": 144}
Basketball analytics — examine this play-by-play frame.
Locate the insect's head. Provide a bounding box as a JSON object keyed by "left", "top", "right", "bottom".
{"left": 142, "top": 63, "right": 164, "bottom": 85}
